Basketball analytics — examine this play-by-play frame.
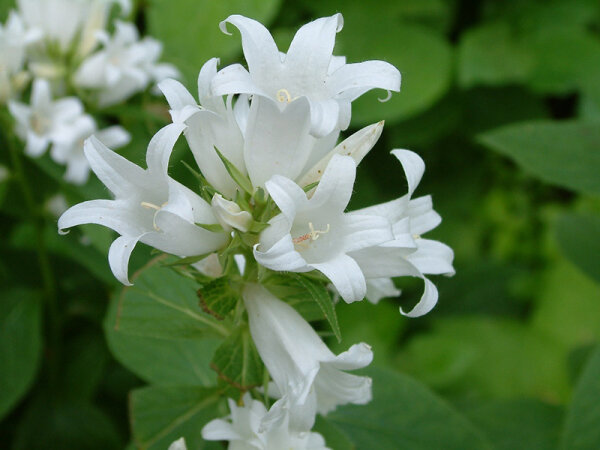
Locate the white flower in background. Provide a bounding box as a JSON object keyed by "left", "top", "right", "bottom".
{"left": 8, "top": 78, "right": 84, "bottom": 157}
{"left": 50, "top": 114, "right": 130, "bottom": 184}
{"left": 213, "top": 14, "right": 401, "bottom": 137}
{"left": 75, "top": 20, "right": 178, "bottom": 106}
{"left": 243, "top": 284, "right": 372, "bottom": 432}
{"left": 254, "top": 154, "right": 394, "bottom": 303}
{"left": 58, "top": 123, "right": 229, "bottom": 284}
{"left": 349, "top": 150, "right": 455, "bottom": 316}
{"left": 202, "top": 393, "right": 329, "bottom": 450}
{"left": 17, "top": 0, "right": 130, "bottom": 58}
{"left": 0, "top": 10, "right": 40, "bottom": 102}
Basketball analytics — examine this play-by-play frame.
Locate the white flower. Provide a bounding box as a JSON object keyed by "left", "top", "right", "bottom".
{"left": 213, "top": 14, "right": 401, "bottom": 137}
{"left": 0, "top": 11, "right": 40, "bottom": 102}
{"left": 8, "top": 78, "right": 84, "bottom": 157}
{"left": 74, "top": 20, "right": 178, "bottom": 106}
{"left": 254, "top": 154, "right": 394, "bottom": 303}
{"left": 211, "top": 193, "right": 252, "bottom": 232}
{"left": 168, "top": 437, "right": 186, "bottom": 450}
{"left": 17, "top": 0, "right": 129, "bottom": 58}
{"left": 50, "top": 114, "right": 130, "bottom": 184}
{"left": 243, "top": 284, "right": 372, "bottom": 432}
{"left": 349, "top": 150, "right": 455, "bottom": 316}
{"left": 57, "top": 123, "right": 229, "bottom": 285}
{"left": 202, "top": 392, "right": 329, "bottom": 450}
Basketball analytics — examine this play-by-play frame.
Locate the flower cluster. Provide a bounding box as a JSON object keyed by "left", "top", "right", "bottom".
{"left": 1, "top": 0, "right": 177, "bottom": 183}
{"left": 59, "top": 13, "right": 454, "bottom": 449}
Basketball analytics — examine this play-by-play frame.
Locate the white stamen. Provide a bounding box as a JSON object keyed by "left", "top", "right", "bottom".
{"left": 140, "top": 201, "right": 167, "bottom": 231}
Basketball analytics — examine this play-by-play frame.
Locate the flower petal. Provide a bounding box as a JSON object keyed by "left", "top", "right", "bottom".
{"left": 264, "top": 175, "right": 308, "bottom": 222}
{"left": 311, "top": 253, "right": 366, "bottom": 303}
{"left": 342, "top": 214, "right": 393, "bottom": 253}
{"left": 306, "top": 97, "right": 340, "bottom": 138}
{"left": 407, "top": 195, "right": 442, "bottom": 235}
{"left": 366, "top": 278, "right": 401, "bottom": 304}
{"left": 285, "top": 14, "right": 343, "bottom": 81}
{"left": 145, "top": 122, "right": 186, "bottom": 176}
{"left": 315, "top": 366, "right": 372, "bottom": 415}
{"left": 108, "top": 234, "right": 141, "bottom": 285}
{"left": 407, "top": 239, "right": 455, "bottom": 276}
{"left": 244, "top": 96, "right": 312, "bottom": 187}
{"left": 254, "top": 235, "right": 308, "bottom": 272}
{"left": 211, "top": 63, "right": 262, "bottom": 97}
{"left": 400, "top": 276, "right": 438, "bottom": 318}
{"left": 391, "top": 149, "right": 425, "bottom": 197}
{"left": 158, "top": 78, "right": 199, "bottom": 123}
{"left": 327, "top": 60, "right": 401, "bottom": 100}
{"left": 95, "top": 126, "right": 131, "bottom": 149}
{"left": 309, "top": 154, "right": 355, "bottom": 215}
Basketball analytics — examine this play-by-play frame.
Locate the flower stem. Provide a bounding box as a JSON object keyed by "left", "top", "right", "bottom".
{"left": 2, "top": 111, "right": 61, "bottom": 385}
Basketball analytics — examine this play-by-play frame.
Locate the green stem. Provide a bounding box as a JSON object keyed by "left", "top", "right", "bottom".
{"left": 2, "top": 112, "right": 61, "bottom": 385}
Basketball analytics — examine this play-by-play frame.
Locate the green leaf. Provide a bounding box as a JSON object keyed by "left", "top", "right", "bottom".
{"left": 555, "top": 213, "right": 600, "bottom": 283}
{"left": 0, "top": 288, "right": 42, "bottom": 420}
{"left": 130, "top": 386, "right": 223, "bottom": 450}
{"left": 478, "top": 120, "right": 600, "bottom": 195}
{"left": 147, "top": 0, "right": 282, "bottom": 86}
{"left": 195, "top": 222, "right": 225, "bottom": 233}
{"left": 210, "top": 327, "right": 264, "bottom": 393}
{"left": 561, "top": 344, "right": 600, "bottom": 449}
{"left": 313, "top": 416, "right": 354, "bottom": 450}
{"left": 458, "top": 21, "right": 535, "bottom": 88}
{"left": 338, "top": 15, "right": 453, "bottom": 125}
{"left": 326, "top": 367, "right": 492, "bottom": 449}
{"left": 197, "top": 276, "right": 240, "bottom": 321}
{"left": 289, "top": 274, "right": 342, "bottom": 342}
{"left": 464, "top": 399, "right": 563, "bottom": 450}
{"left": 213, "top": 147, "right": 254, "bottom": 195}
{"left": 110, "top": 257, "right": 230, "bottom": 340}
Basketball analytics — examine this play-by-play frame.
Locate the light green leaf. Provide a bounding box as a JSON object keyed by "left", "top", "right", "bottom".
{"left": 326, "top": 367, "right": 492, "bottom": 449}
{"left": 458, "top": 21, "right": 535, "bottom": 88}
{"left": 210, "top": 327, "right": 264, "bottom": 393}
{"left": 464, "top": 399, "right": 563, "bottom": 450}
{"left": 213, "top": 147, "right": 254, "bottom": 195}
{"left": 109, "top": 257, "right": 230, "bottom": 340}
{"left": 478, "top": 120, "right": 600, "bottom": 195}
{"left": 147, "top": 0, "right": 282, "bottom": 86}
{"left": 555, "top": 213, "right": 600, "bottom": 283}
{"left": 0, "top": 288, "right": 42, "bottom": 420}
{"left": 561, "top": 344, "right": 600, "bottom": 449}
{"left": 130, "top": 386, "right": 223, "bottom": 450}
{"left": 340, "top": 18, "right": 453, "bottom": 125}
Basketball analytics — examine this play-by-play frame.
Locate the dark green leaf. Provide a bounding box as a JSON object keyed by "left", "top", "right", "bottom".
{"left": 290, "top": 274, "right": 342, "bottom": 342}
{"left": 197, "top": 276, "right": 240, "bottom": 321}
{"left": 130, "top": 386, "right": 223, "bottom": 450}
{"left": 555, "top": 213, "right": 600, "bottom": 283}
{"left": 327, "top": 367, "right": 492, "bottom": 449}
{"left": 561, "top": 344, "right": 600, "bottom": 449}
{"left": 110, "top": 257, "right": 230, "bottom": 340}
{"left": 478, "top": 120, "right": 600, "bottom": 195}
{"left": 464, "top": 399, "right": 563, "bottom": 450}
{"left": 210, "top": 327, "right": 264, "bottom": 393}
{"left": 0, "top": 288, "right": 42, "bottom": 420}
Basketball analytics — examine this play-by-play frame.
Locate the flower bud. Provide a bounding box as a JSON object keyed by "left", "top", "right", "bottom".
{"left": 211, "top": 193, "right": 252, "bottom": 232}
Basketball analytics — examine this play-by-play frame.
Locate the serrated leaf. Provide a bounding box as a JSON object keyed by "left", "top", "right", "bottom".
{"left": 290, "top": 274, "right": 341, "bottom": 343}
{"left": 555, "top": 213, "right": 600, "bottom": 283}
{"left": 478, "top": 119, "right": 600, "bottom": 195}
{"left": 130, "top": 386, "right": 223, "bottom": 450}
{"left": 197, "top": 276, "right": 240, "bottom": 321}
{"left": 214, "top": 147, "right": 253, "bottom": 195}
{"left": 211, "top": 328, "right": 264, "bottom": 393}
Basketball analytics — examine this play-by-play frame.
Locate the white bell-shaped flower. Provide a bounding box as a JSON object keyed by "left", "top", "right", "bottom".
{"left": 349, "top": 150, "right": 455, "bottom": 316}
{"left": 213, "top": 14, "right": 401, "bottom": 137}
{"left": 202, "top": 392, "right": 329, "bottom": 450}
{"left": 74, "top": 20, "right": 178, "bottom": 106}
{"left": 58, "top": 123, "right": 229, "bottom": 285}
{"left": 243, "top": 284, "right": 372, "bottom": 432}
{"left": 254, "top": 154, "right": 394, "bottom": 303}
{"left": 50, "top": 114, "right": 130, "bottom": 184}
{"left": 8, "top": 78, "right": 84, "bottom": 157}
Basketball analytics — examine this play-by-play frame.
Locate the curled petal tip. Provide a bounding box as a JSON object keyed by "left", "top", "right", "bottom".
{"left": 219, "top": 19, "right": 233, "bottom": 35}
{"left": 378, "top": 90, "right": 393, "bottom": 102}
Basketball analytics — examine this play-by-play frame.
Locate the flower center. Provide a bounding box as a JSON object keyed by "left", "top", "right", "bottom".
{"left": 293, "top": 222, "right": 330, "bottom": 250}
{"left": 276, "top": 88, "right": 298, "bottom": 103}
{"left": 140, "top": 201, "right": 167, "bottom": 231}
{"left": 30, "top": 112, "right": 50, "bottom": 135}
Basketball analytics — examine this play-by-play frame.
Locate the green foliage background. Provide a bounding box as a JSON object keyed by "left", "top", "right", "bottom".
{"left": 1, "top": 0, "right": 600, "bottom": 448}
